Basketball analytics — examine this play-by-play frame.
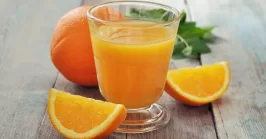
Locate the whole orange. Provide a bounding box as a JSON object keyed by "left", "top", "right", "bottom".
{"left": 50, "top": 6, "right": 97, "bottom": 86}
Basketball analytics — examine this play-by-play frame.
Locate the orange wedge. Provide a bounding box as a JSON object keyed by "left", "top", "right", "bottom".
{"left": 165, "top": 61, "right": 230, "bottom": 106}
{"left": 47, "top": 88, "right": 126, "bottom": 139}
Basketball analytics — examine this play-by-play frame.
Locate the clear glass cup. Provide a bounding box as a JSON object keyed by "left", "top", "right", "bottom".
{"left": 87, "top": 0, "right": 181, "bottom": 133}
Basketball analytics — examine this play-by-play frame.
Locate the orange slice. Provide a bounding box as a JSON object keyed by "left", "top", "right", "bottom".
{"left": 165, "top": 61, "right": 230, "bottom": 106}
{"left": 47, "top": 88, "right": 127, "bottom": 139}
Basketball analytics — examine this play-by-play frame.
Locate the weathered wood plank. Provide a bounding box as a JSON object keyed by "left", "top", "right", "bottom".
{"left": 187, "top": 0, "right": 266, "bottom": 138}
{"left": 127, "top": 60, "right": 216, "bottom": 139}
{"left": 39, "top": 62, "right": 217, "bottom": 139}
{"left": 38, "top": 0, "right": 216, "bottom": 138}
{"left": 34, "top": 0, "right": 125, "bottom": 138}
{"left": 0, "top": 0, "right": 81, "bottom": 139}
{"left": 40, "top": 62, "right": 217, "bottom": 139}
{"left": 89, "top": 0, "right": 214, "bottom": 139}
{"left": 125, "top": 0, "right": 216, "bottom": 138}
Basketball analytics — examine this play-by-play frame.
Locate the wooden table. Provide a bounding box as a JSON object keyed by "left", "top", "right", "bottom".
{"left": 0, "top": 0, "right": 266, "bottom": 138}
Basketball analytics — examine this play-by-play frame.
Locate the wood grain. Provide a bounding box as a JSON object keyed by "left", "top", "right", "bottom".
{"left": 40, "top": 63, "right": 217, "bottom": 139}
{"left": 0, "top": 0, "right": 81, "bottom": 139}
{"left": 126, "top": 60, "right": 216, "bottom": 139}
{"left": 0, "top": 0, "right": 218, "bottom": 138}
{"left": 187, "top": 0, "right": 266, "bottom": 138}
{"left": 38, "top": 0, "right": 217, "bottom": 139}
{"left": 124, "top": 0, "right": 216, "bottom": 138}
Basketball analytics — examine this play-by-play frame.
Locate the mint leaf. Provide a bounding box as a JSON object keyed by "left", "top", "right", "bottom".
{"left": 172, "top": 38, "right": 186, "bottom": 59}
{"left": 178, "top": 22, "right": 197, "bottom": 35}
{"left": 129, "top": 8, "right": 214, "bottom": 59}
{"left": 172, "top": 48, "right": 186, "bottom": 59}
{"left": 187, "top": 37, "right": 211, "bottom": 53}
{"left": 129, "top": 8, "right": 169, "bottom": 22}
{"left": 202, "top": 26, "right": 215, "bottom": 41}
{"left": 179, "top": 22, "right": 206, "bottom": 39}
{"left": 180, "top": 11, "right": 186, "bottom": 23}
{"left": 182, "top": 46, "right": 193, "bottom": 56}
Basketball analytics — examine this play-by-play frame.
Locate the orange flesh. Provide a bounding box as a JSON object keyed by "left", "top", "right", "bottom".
{"left": 54, "top": 92, "right": 116, "bottom": 133}
{"left": 168, "top": 63, "right": 225, "bottom": 97}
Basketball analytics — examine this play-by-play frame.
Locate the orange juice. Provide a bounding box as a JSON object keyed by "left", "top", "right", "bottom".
{"left": 91, "top": 21, "right": 176, "bottom": 108}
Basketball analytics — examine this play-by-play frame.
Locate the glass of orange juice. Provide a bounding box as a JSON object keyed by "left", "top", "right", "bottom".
{"left": 87, "top": 1, "right": 181, "bottom": 133}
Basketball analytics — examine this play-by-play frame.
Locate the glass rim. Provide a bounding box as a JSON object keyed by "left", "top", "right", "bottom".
{"left": 87, "top": 0, "right": 182, "bottom": 28}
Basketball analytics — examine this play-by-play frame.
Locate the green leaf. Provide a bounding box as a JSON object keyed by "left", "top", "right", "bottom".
{"left": 180, "top": 11, "right": 186, "bottom": 23}
{"left": 179, "top": 22, "right": 213, "bottom": 39}
{"left": 202, "top": 26, "right": 215, "bottom": 32}
{"left": 187, "top": 37, "right": 211, "bottom": 53}
{"left": 182, "top": 46, "right": 193, "bottom": 56}
{"left": 172, "top": 38, "right": 186, "bottom": 59}
{"left": 129, "top": 8, "right": 215, "bottom": 59}
{"left": 202, "top": 26, "right": 215, "bottom": 41}
{"left": 129, "top": 8, "right": 169, "bottom": 22}
{"left": 178, "top": 22, "right": 197, "bottom": 35}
